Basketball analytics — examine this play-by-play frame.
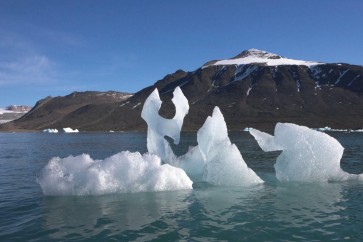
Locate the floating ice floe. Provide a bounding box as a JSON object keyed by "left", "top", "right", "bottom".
{"left": 42, "top": 128, "right": 59, "bottom": 133}
{"left": 62, "top": 127, "right": 79, "bottom": 133}
{"left": 249, "top": 123, "right": 363, "bottom": 182}
{"left": 37, "top": 151, "right": 192, "bottom": 196}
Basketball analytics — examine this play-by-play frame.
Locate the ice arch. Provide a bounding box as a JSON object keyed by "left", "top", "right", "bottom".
{"left": 141, "top": 87, "right": 189, "bottom": 162}
{"left": 249, "top": 123, "right": 363, "bottom": 182}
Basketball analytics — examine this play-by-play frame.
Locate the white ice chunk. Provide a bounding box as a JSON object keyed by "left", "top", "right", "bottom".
{"left": 62, "top": 127, "right": 79, "bottom": 133}
{"left": 37, "top": 151, "right": 193, "bottom": 196}
{"left": 42, "top": 128, "right": 59, "bottom": 133}
{"left": 197, "top": 107, "right": 264, "bottom": 186}
{"left": 141, "top": 87, "right": 189, "bottom": 162}
{"left": 172, "top": 107, "right": 264, "bottom": 186}
{"left": 250, "top": 123, "right": 361, "bottom": 182}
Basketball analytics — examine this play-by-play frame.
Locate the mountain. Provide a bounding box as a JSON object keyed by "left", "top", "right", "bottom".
{"left": 0, "top": 91, "right": 132, "bottom": 131}
{"left": 0, "top": 105, "right": 32, "bottom": 124}
{"left": 1, "top": 49, "right": 363, "bottom": 131}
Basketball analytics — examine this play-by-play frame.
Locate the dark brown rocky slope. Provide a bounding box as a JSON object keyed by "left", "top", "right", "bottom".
{"left": 1, "top": 49, "right": 363, "bottom": 132}
{"left": 0, "top": 91, "right": 132, "bottom": 131}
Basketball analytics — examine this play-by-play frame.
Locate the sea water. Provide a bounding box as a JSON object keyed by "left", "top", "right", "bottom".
{"left": 0, "top": 132, "right": 362, "bottom": 241}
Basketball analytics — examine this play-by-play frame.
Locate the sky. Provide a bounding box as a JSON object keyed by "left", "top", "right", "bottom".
{"left": 0, "top": 0, "right": 362, "bottom": 107}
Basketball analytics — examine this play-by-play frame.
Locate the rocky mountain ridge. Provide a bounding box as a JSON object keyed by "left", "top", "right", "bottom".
{"left": 1, "top": 49, "right": 363, "bottom": 131}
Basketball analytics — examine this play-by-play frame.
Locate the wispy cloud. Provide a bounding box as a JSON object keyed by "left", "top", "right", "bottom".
{"left": 0, "top": 26, "right": 138, "bottom": 91}
{"left": 0, "top": 55, "right": 56, "bottom": 86}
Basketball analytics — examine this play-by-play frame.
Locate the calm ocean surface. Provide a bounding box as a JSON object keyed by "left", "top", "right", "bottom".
{"left": 0, "top": 131, "right": 362, "bottom": 241}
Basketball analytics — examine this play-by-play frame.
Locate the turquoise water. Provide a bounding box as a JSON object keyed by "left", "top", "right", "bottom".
{"left": 0, "top": 132, "right": 363, "bottom": 241}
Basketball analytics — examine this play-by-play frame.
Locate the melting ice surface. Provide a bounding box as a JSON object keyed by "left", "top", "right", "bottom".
{"left": 249, "top": 123, "right": 363, "bottom": 182}
{"left": 173, "top": 107, "right": 263, "bottom": 186}
{"left": 37, "top": 151, "right": 192, "bottom": 195}
{"left": 141, "top": 87, "right": 263, "bottom": 186}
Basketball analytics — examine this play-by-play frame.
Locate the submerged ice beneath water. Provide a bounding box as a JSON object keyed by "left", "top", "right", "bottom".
{"left": 249, "top": 123, "right": 363, "bottom": 182}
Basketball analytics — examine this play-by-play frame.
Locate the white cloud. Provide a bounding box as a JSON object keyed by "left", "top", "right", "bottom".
{"left": 0, "top": 55, "right": 56, "bottom": 85}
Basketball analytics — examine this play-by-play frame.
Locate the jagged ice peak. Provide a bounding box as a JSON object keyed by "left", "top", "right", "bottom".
{"left": 208, "top": 49, "right": 324, "bottom": 67}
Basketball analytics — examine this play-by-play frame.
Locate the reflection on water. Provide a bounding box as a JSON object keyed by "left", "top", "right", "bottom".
{"left": 43, "top": 190, "right": 191, "bottom": 240}
{"left": 41, "top": 180, "right": 363, "bottom": 241}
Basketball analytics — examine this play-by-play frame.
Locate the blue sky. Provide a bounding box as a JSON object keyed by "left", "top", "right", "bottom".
{"left": 0, "top": 0, "right": 362, "bottom": 107}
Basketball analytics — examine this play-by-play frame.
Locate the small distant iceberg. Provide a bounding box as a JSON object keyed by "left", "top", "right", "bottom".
{"left": 317, "top": 126, "right": 332, "bottom": 132}
{"left": 43, "top": 127, "right": 80, "bottom": 133}
{"left": 315, "top": 126, "right": 363, "bottom": 133}
{"left": 42, "top": 128, "right": 59, "bottom": 133}
{"left": 242, "top": 127, "right": 252, "bottom": 132}
{"left": 62, "top": 127, "right": 79, "bottom": 133}
{"left": 316, "top": 126, "right": 348, "bottom": 132}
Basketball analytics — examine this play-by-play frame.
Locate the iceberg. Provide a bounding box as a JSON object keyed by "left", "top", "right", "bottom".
{"left": 142, "top": 87, "right": 263, "bottom": 186}
{"left": 43, "top": 128, "right": 59, "bottom": 133}
{"left": 175, "top": 107, "right": 263, "bottom": 186}
{"left": 63, "top": 127, "right": 79, "bottom": 133}
{"left": 37, "top": 151, "right": 193, "bottom": 196}
{"left": 249, "top": 123, "right": 362, "bottom": 182}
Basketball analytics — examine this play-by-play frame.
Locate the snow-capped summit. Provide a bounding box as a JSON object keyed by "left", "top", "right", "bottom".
{"left": 233, "top": 48, "right": 283, "bottom": 60}
{"left": 207, "top": 49, "right": 324, "bottom": 67}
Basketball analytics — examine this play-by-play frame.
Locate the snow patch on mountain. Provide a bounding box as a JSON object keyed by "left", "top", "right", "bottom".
{"left": 207, "top": 49, "right": 324, "bottom": 67}
{"left": 234, "top": 65, "right": 258, "bottom": 82}
{"left": 335, "top": 69, "right": 349, "bottom": 85}
{"left": 348, "top": 75, "right": 360, "bottom": 87}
